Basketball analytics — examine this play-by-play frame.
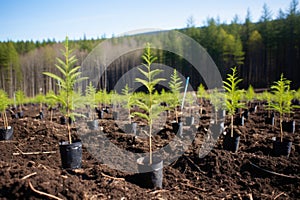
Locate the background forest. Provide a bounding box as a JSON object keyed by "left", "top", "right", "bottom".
{"left": 0, "top": 1, "right": 299, "bottom": 97}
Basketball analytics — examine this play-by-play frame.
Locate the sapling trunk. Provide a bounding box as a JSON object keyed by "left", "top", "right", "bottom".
{"left": 3, "top": 111, "right": 8, "bottom": 129}
{"left": 223, "top": 67, "right": 244, "bottom": 138}
{"left": 280, "top": 115, "right": 283, "bottom": 142}
{"left": 67, "top": 94, "right": 72, "bottom": 144}
{"left": 50, "top": 109, "right": 53, "bottom": 122}
{"left": 230, "top": 114, "right": 234, "bottom": 137}
{"left": 149, "top": 117, "right": 153, "bottom": 165}
{"left": 175, "top": 107, "right": 178, "bottom": 123}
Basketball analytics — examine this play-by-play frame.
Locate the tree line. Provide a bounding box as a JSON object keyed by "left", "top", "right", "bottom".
{"left": 0, "top": 0, "right": 299, "bottom": 97}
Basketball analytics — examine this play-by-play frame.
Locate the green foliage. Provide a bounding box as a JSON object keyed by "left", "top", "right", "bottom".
{"left": 45, "top": 90, "right": 58, "bottom": 122}
{"left": 133, "top": 42, "right": 166, "bottom": 164}
{"left": 43, "top": 36, "right": 88, "bottom": 144}
{"left": 295, "top": 87, "right": 300, "bottom": 101}
{"left": 197, "top": 83, "right": 207, "bottom": 100}
{"left": 0, "top": 89, "right": 10, "bottom": 129}
{"left": 209, "top": 88, "right": 226, "bottom": 121}
{"left": 167, "top": 69, "right": 183, "bottom": 121}
{"left": 110, "top": 90, "right": 122, "bottom": 112}
{"left": 244, "top": 85, "right": 256, "bottom": 103}
{"left": 121, "top": 84, "right": 135, "bottom": 122}
{"left": 269, "top": 74, "right": 296, "bottom": 115}
{"left": 268, "top": 74, "right": 300, "bottom": 141}
{"left": 45, "top": 90, "right": 58, "bottom": 108}
{"left": 223, "top": 67, "right": 245, "bottom": 137}
{"left": 0, "top": 90, "right": 10, "bottom": 112}
{"left": 185, "top": 92, "right": 196, "bottom": 115}
{"left": 85, "top": 82, "right": 97, "bottom": 120}
{"left": 34, "top": 93, "right": 45, "bottom": 112}
{"left": 169, "top": 69, "right": 183, "bottom": 94}
{"left": 223, "top": 67, "right": 245, "bottom": 116}
{"left": 15, "top": 90, "right": 26, "bottom": 111}
{"left": 34, "top": 93, "right": 45, "bottom": 104}
{"left": 95, "top": 89, "right": 110, "bottom": 108}
{"left": 258, "top": 90, "right": 273, "bottom": 103}
{"left": 85, "top": 82, "right": 97, "bottom": 108}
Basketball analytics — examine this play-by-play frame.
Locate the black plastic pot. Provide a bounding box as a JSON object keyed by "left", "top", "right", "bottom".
{"left": 37, "top": 111, "right": 44, "bottom": 120}
{"left": 124, "top": 122, "right": 137, "bottom": 134}
{"left": 60, "top": 116, "right": 73, "bottom": 125}
{"left": 185, "top": 116, "right": 194, "bottom": 126}
{"left": 249, "top": 105, "right": 257, "bottom": 113}
{"left": 243, "top": 109, "right": 249, "bottom": 119}
{"left": 223, "top": 132, "right": 240, "bottom": 153}
{"left": 112, "top": 111, "right": 119, "bottom": 120}
{"left": 96, "top": 110, "right": 104, "bottom": 119}
{"left": 282, "top": 120, "right": 295, "bottom": 133}
{"left": 59, "top": 140, "right": 82, "bottom": 169}
{"left": 172, "top": 121, "right": 183, "bottom": 137}
{"left": 0, "top": 126, "right": 13, "bottom": 140}
{"left": 17, "top": 111, "right": 24, "bottom": 118}
{"left": 87, "top": 120, "right": 98, "bottom": 130}
{"left": 234, "top": 116, "right": 244, "bottom": 126}
{"left": 210, "top": 122, "right": 224, "bottom": 139}
{"left": 104, "top": 107, "right": 110, "bottom": 114}
{"left": 265, "top": 116, "right": 275, "bottom": 126}
{"left": 272, "top": 138, "right": 292, "bottom": 157}
{"left": 11, "top": 113, "right": 18, "bottom": 119}
{"left": 136, "top": 156, "right": 163, "bottom": 189}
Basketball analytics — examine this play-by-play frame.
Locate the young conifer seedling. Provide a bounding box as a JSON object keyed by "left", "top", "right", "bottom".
{"left": 0, "top": 89, "right": 11, "bottom": 130}
{"left": 209, "top": 88, "right": 226, "bottom": 123}
{"left": 168, "top": 69, "right": 183, "bottom": 123}
{"left": 122, "top": 84, "right": 134, "bottom": 123}
{"left": 15, "top": 90, "right": 26, "bottom": 117}
{"left": 197, "top": 83, "right": 207, "bottom": 115}
{"left": 133, "top": 43, "right": 166, "bottom": 164}
{"left": 43, "top": 36, "right": 88, "bottom": 144}
{"left": 223, "top": 67, "right": 245, "bottom": 137}
{"left": 268, "top": 74, "right": 299, "bottom": 142}
{"left": 45, "top": 90, "right": 57, "bottom": 122}
{"left": 85, "top": 82, "right": 97, "bottom": 120}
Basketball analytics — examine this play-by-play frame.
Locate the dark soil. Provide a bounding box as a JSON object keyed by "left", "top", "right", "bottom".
{"left": 0, "top": 103, "right": 299, "bottom": 200}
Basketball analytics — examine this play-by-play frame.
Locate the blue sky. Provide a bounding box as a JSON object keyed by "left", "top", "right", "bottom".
{"left": 0, "top": 0, "right": 291, "bottom": 41}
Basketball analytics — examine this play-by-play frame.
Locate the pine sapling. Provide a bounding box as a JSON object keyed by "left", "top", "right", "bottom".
{"left": 133, "top": 43, "right": 166, "bottom": 164}
{"left": 223, "top": 67, "right": 245, "bottom": 137}
{"left": 0, "top": 90, "right": 11, "bottom": 130}
{"left": 43, "top": 36, "right": 88, "bottom": 144}
{"left": 168, "top": 69, "right": 183, "bottom": 122}
{"left": 268, "top": 74, "right": 300, "bottom": 142}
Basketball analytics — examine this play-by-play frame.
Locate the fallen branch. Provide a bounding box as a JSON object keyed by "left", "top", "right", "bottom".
{"left": 274, "top": 192, "right": 287, "bottom": 200}
{"left": 13, "top": 151, "right": 56, "bottom": 156}
{"left": 249, "top": 161, "right": 300, "bottom": 180}
{"left": 149, "top": 189, "right": 170, "bottom": 194}
{"left": 180, "top": 182, "right": 206, "bottom": 192}
{"left": 183, "top": 155, "right": 207, "bottom": 174}
{"left": 14, "top": 145, "right": 56, "bottom": 155}
{"left": 101, "top": 172, "right": 125, "bottom": 181}
{"left": 28, "top": 180, "right": 63, "bottom": 200}
{"left": 0, "top": 140, "right": 18, "bottom": 143}
{"left": 21, "top": 172, "right": 37, "bottom": 180}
